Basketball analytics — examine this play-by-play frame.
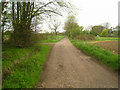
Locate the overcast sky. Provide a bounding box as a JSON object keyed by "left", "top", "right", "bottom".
{"left": 46, "top": 0, "right": 120, "bottom": 32}
{"left": 70, "top": 0, "right": 119, "bottom": 29}
{"left": 1, "top": 0, "right": 119, "bottom": 32}
{"left": 41, "top": 0, "right": 119, "bottom": 32}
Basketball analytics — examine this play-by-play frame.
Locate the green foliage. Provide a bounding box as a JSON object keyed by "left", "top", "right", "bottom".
{"left": 64, "top": 15, "right": 82, "bottom": 38}
{"left": 70, "top": 28, "right": 82, "bottom": 39}
{"left": 70, "top": 39, "right": 119, "bottom": 70}
{"left": 10, "top": 30, "right": 37, "bottom": 48}
{"left": 82, "top": 30, "right": 90, "bottom": 34}
{"left": 91, "top": 25, "right": 104, "bottom": 36}
{"left": 79, "top": 26, "right": 84, "bottom": 31}
{"left": 100, "top": 29, "right": 109, "bottom": 37}
{"left": 4, "top": 30, "right": 11, "bottom": 35}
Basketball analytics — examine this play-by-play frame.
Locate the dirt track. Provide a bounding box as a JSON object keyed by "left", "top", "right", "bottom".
{"left": 36, "top": 38, "right": 118, "bottom": 88}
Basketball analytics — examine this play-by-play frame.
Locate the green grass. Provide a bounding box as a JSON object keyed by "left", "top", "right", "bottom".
{"left": 40, "top": 35, "right": 65, "bottom": 43}
{"left": 94, "top": 37, "right": 119, "bottom": 41}
{"left": 70, "top": 39, "right": 119, "bottom": 70}
{"left": 2, "top": 44, "right": 51, "bottom": 88}
{"left": 2, "top": 34, "right": 64, "bottom": 88}
{"left": 2, "top": 47, "right": 32, "bottom": 68}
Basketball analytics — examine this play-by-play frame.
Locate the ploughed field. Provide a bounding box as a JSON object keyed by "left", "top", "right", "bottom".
{"left": 89, "top": 41, "right": 119, "bottom": 54}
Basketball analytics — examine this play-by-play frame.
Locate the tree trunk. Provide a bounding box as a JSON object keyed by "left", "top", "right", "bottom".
{"left": 35, "top": 16, "right": 37, "bottom": 32}
{"left": 2, "top": 26, "right": 4, "bottom": 42}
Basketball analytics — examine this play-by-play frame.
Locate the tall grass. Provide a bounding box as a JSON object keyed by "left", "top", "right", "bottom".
{"left": 70, "top": 39, "right": 119, "bottom": 70}
{"left": 2, "top": 44, "right": 51, "bottom": 88}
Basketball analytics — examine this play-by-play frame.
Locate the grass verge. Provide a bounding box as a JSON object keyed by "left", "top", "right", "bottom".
{"left": 70, "top": 39, "right": 119, "bottom": 70}
{"left": 2, "top": 44, "right": 51, "bottom": 88}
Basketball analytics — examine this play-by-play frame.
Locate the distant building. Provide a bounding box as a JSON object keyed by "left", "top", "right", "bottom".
{"left": 97, "top": 35, "right": 99, "bottom": 37}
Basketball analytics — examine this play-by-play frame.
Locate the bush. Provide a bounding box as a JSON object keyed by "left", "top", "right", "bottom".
{"left": 90, "top": 25, "right": 104, "bottom": 36}
{"left": 9, "top": 30, "right": 38, "bottom": 48}
{"left": 100, "top": 29, "right": 109, "bottom": 37}
{"left": 75, "top": 34, "right": 95, "bottom": 41}
{"left": 71, "top": 28, "right": 81, "bottom": 39}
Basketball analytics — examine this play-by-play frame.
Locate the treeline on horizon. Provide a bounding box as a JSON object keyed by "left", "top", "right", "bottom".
{"left": 64, "top": 15, "right": 119, "bottom": 40}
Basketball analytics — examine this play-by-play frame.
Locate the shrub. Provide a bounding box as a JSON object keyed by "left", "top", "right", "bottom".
{"left": 9, "top": 30, "right": 38, "bottom": 48}
{"left": 71, "top": 28, "right": 81, "bottom": 39}
{"left": 100, "top": 29, "right": 109, "bottom": 37}
{"left": 90, "top": 25, "right": 104, "bottom": 36}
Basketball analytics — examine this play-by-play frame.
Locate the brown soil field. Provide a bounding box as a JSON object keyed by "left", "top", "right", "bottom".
{"left": 89, "top": 41, "right": 119, "bottom": 54}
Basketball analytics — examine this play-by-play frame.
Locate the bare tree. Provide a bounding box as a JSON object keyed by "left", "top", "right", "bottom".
{"left": 49, "top": 18, "right": 61, "bottom": 35}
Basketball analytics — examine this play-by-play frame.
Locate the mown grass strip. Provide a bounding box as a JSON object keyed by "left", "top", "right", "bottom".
{"left": 70, "top": 39, "right": 119, "bottom": 70}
